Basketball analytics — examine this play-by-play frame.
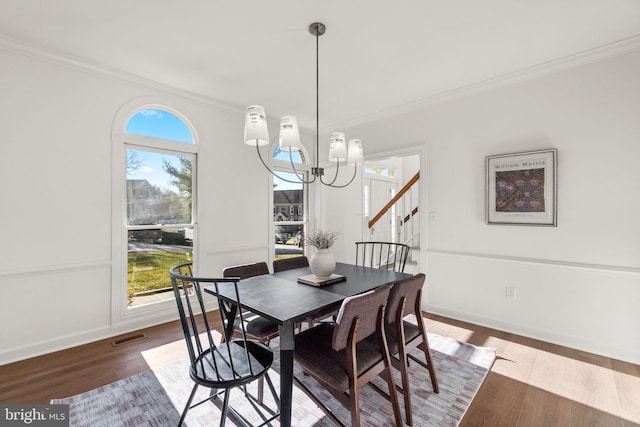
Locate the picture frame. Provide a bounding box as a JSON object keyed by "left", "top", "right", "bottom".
{"left": 486, "top": 149, "right": 557, "bottom": 226}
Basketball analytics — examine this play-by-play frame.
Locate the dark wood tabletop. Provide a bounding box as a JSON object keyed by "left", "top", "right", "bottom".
{"left": 206, "top": 262, "right": 411, "bottom": 324}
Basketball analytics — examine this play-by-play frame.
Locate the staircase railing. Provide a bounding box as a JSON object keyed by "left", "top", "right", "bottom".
{"left": 368, "top": 171, "right": 420, "bottom": 229}
{"left": 366, "top": 171, "right": 420, "bottom": 269}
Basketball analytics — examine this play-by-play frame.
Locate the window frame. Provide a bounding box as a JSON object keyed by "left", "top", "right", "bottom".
{"left": 270, "top": 146, "right": 311, "bottom": 264}
{"left": 111, "top": 101, "right": 199, "bottom": 326}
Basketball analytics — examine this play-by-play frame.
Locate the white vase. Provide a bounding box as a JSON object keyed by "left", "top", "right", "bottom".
{"left": 309, "top": 248, "right": 336, "bottom": 278}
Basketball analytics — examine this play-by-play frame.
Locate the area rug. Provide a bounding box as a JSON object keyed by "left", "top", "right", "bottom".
{"left": 52, "top": 333, "right": 495, "bottom": 426}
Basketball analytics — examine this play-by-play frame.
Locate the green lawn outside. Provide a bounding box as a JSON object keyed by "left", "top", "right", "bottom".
{"left": 128, "top": 251, "right": 192, "bottom": 295}
{"left": 128, "top": 250, "right": 302, "bottom": 297}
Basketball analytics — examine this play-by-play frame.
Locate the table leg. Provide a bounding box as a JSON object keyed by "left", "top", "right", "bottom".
{"left": 278, "top": 320, "right": 295, "bottom": 427}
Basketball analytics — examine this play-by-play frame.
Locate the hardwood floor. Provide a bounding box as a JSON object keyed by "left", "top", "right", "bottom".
{"left": 1, "top": 313, "right": 638, "bottom": 426}
{"left": 425, "top": 314, "right": 640, "bottom": 427}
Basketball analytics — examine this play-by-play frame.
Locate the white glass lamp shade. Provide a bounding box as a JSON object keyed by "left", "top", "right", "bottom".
{"left": 347, "top": 139, "right": 364, "bottom": 165}
{"left": 278, "top": 116, "right": 302, "bottom": 152}
{"left": 244, "top": 105, "right": 269, "bottom": 146}
{"left": 329, "top": 132, "right": 347, "bottom": 162}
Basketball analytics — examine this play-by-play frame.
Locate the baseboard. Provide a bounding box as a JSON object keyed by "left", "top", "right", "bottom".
{"left": 0, "top": 313, "right": 181, "bottom": 366}
{"left": 426, "top": 304, "right": 639, "bottom": 365}
{"left": 0, "top": 326, "right": 113, "bottom": 366}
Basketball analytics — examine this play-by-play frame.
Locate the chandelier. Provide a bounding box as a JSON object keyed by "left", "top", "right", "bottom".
{"left": 243, "top": 22, "right": 363, "bottom": 188}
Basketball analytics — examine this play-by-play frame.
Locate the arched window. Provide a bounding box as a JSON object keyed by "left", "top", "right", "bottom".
{"left": 122, "top": 108, "right": 197, "bottom": 308}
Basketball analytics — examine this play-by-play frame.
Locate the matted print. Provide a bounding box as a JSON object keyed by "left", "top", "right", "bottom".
{"left": 486, "top": 149, "right": 557, "bottom": 226}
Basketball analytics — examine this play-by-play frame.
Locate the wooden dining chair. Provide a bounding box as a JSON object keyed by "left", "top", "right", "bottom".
{"left": 169, "top": 263, "right": 279, "bottom": 426}
{"left": 272, "top": 256, "right": 309, "bottom": 273}
{"left": 222, "top": 262, "right": 280, "bottom": 345}
{"left": 355, "top": 241, "right": 410, "bottom": 273}
{"left": 223, "top": 262, "right": 271, "bottom": 281}
{"left": 222, "top": 262, "right": 279, "bottom": 403}
{"left": 293, "top": 285, "right": 403, "bottom": 427}
{"left": 382, "top": 273, "right": 439, "bottom": 426}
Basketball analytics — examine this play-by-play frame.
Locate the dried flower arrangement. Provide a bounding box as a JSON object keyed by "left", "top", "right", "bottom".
{"left": 306, "top": 229, "right": 339, "bottom": 249}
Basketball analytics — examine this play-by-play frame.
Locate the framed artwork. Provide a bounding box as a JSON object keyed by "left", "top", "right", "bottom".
{"left": 486, "top": 149, "right": 557, "bottom": 226}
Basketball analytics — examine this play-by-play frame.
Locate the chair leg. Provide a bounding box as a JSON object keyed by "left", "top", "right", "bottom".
{"left": 383, "top": 366, "right": 404, "bottom": 426}
{"left": 257, "top": 378, "right": 264, "bottom": 403}
{"left": 220, "top": 389, "right": 232, "bottom": 427}
{"left": 264, "top": 371, "right": 281, "bottom": 410}
{"left": 178, "top": 383, "right": 199, "bottom": 427}
{"left": 381, "top": 350, "right": 403, "bottom": 427}
{"left": 256, "top": 337, "right": 272, "bottom": 404}
{"left": 418, "top": 338, "right": 439, "bottom": 393}
{"left": 348, "top": 382, "right": 361, "bottom": 427}
{"left": 397, "top": 343, "right": 414, "bottom": 426}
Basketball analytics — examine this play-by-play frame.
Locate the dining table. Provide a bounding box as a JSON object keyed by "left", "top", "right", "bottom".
{"left": 204, "top": 261, "right": 412, "bottom": 427}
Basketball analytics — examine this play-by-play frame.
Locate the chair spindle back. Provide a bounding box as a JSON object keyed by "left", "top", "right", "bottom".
{"left": 355, "top": 241, "right": 410, "bottom": 273}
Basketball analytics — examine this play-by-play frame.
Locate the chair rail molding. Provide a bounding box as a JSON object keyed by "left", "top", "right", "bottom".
{"left": 0, "top": 260, "right": 111, "bottom": 280}
{"left": 427, "top": 249, "right": 640, "bottom": 274}
{"left": 205, "top": 244, "right": 271, "bottom": 257}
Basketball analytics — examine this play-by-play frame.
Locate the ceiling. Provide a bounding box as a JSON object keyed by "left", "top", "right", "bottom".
{"left": 1, "top": 1, "right": 639, "bottom": 130}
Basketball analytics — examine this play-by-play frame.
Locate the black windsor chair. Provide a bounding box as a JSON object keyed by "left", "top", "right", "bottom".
{"left": 355, "top": 241, "right": 410, "bottom": 273}
{"left": 170, "top": 263, "right": 279, "bottom": 427}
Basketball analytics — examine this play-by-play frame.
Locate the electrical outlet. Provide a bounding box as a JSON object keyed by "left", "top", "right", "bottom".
{"left": 505, "top": 286, "right": 517, "bottom": 299}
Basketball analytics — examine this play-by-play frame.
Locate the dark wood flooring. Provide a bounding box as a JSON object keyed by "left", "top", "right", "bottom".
{"left": 0, "top": 313, "right": 638, "bottom": 426}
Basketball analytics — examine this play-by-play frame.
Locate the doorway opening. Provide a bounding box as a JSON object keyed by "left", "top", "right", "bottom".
{"left": 363, "top": 153, "right": 421, "bottom": 272}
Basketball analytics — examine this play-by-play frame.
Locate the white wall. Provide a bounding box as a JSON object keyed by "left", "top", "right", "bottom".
{"left": 336, "top": 49, "right": 640, "bottom": 364}
{"left": 0, "top": 45, "right": 273, "bottom": 364}
{"left": 319, "top": 169, "right": 364, "bottom": 263}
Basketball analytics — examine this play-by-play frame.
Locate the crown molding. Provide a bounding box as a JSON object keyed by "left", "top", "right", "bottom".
{"left": 330, "top": 34, "right": 640, "bottom": 130}
{"left": 0, "top": 34, "right": 243, "bottom": 114}
{"left": 2, "top": 32, "right": 639, "bottom": 130}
